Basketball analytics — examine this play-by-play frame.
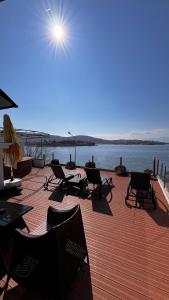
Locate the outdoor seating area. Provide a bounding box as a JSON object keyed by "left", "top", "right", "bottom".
{"left": 44, "top": 165, "right": 113, "bottom": 198}
{"left": 44, "top": 164, "right": 82, "bottom": 191}
{"left": 0, "top": 166, "right": 169, "bottom": 300}
{"left": 125, "top": 171, "right": 156, "bottom": 209}
{"left": 84, "top": 167, "right": 113, "bottom": 197}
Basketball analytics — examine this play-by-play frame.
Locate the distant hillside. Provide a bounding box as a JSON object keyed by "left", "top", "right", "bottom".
{"left": 43, "top": 135, "right": 167, "bottom": 145}
{"left": 0, "top": 129, "right": 167, "bottom": 145}
{"left": 51, "top": 135, "right": 167, "bottom": 145}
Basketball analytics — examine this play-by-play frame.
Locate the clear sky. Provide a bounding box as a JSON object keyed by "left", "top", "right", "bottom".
{"left": 0, "top": 0, "right": 169, "bottom": 140}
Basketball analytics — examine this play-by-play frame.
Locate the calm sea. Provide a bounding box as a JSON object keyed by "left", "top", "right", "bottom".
{"left": 44, "top": 144, "right": 169, "bottom": 172}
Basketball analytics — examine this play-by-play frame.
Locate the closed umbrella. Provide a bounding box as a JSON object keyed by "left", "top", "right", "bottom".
{"left": 3, "top": 114, "right": 22, "bottom": 181}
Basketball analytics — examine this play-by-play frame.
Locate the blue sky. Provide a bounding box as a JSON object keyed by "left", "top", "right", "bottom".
{"left": 0, "top": 0, "right": 169, "bottom": 140}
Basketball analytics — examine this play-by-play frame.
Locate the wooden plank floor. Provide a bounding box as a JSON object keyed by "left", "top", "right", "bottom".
{"left": 0, "top": 167, "right": 169, "bottom": 300}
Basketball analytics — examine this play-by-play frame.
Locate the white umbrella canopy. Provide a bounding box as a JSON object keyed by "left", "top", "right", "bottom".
{"left": 3, "top": 114, "right": 23, "bottom": 181}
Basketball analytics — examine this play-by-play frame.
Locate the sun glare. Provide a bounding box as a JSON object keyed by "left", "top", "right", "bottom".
{"left": 38, "top": 1, "right": 75, "bottom": 57}
{"left": 41, "top": 3, "right": 72, "bottom": 56}
{"left": 50, "top": 23, "right": 66, "bottom": 43}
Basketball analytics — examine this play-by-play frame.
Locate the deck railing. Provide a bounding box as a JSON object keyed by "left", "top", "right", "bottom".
{"left": 154, "top": 158, "right": 169, "bottom": 204}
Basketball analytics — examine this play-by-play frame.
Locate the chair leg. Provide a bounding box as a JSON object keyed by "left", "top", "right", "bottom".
{"left": 125, "top": 184, "right": 130, "bottom": 201}
{"left": 59, "top": 180, "right": 64, "bottom": 190}
{"left": 151, "top": 188, "right": 156, "bottom": 209}
{"left": 86, "top": 252, "right": 90, "bottom": 264}
{"left": 24, "top": 221, "right": 30, "bottom": 233}
{"left": 16, "top": 217, "right": 30, "bottom": 232}
{"left": 43, "top": 176, "right": 48, "bottom": 189}
{"left": 106, "top": 178, "right": 112, "bottom": 185}
{"left": 98, "top": 185, "right": 102, "bottom": 198}
{"left": 1, "top": 273, "right": 10, "bottom": 299}
{"left": 125, "top": 196, "right": 128, "bottom": 206}
{"left": 125, "top": 184, "right": 132, "bottom": 207}
{"left": 44, "top": 175, "right": 54, "bottom": 190}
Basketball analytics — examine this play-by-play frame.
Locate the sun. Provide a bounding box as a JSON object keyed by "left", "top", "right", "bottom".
{"left": 42, "top": 5, "right": 73, "bottom": 56}
{"left": 50, "top": 23, "right": 66, "bottom": 44}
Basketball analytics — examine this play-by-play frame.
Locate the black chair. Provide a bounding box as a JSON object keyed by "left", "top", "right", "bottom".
{"left": 3, "top": 205, "right": 88, "bottom": 299}
{"left": 0, "top": 256, "right": 7, "bottom": 297}
{"left": 125, "top": 172, "right": 156, "bottom": 208}
{"left": 44, "top": 164, "right": 81, "bottom": 190}
{"left": 65, "top": 176, "right": 88, "bottom": 195}
{"left": 0, "top": 255, "right": 6, "bottom": 280}
{"left": 84, "top": 167, "right": 112, "bottom": 197}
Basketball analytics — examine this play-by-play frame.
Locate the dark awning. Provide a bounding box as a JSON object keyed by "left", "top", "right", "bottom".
{"left": 0, "top": 89, "right": 18, "bottom": 110}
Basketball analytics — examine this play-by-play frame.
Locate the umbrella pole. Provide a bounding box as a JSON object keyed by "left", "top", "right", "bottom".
{"left": 10, "top": 167, "right": 14, "bottom": 181}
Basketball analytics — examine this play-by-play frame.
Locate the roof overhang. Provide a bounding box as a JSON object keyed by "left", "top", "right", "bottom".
{"left": 0, "top": 89, "right": 18, "bottom": 110}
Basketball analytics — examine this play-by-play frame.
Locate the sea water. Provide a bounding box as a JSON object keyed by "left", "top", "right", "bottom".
{"left": 44, "top": 144, "right": 169, "bottom": 172}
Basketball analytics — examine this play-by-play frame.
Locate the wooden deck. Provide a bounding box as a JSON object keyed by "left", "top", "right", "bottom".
{"left": 0, "top": 167, "right": 169, "bottom": 300}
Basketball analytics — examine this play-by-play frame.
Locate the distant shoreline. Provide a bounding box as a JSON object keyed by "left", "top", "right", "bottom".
{"left": 26, "top": 141, "right": 168, "bottom": 147}
{"left": 1, "top": 130, "right": 168, "bottom": 146}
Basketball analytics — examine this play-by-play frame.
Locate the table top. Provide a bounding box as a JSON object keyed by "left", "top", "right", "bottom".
{"left": 67, "top": 176, "right": 88, "bottom": 188}
{"left": 0, "top": 201, "right": 33, "bottom": 227}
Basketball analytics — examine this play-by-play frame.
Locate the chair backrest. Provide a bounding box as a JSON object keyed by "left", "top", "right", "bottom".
{"left": 51, "top": 164, "right": 66, "bottom": 180}
{"left": 47, "top": 205, "right": 79, "bottom": 227}
{"left": 130, "top": 172, "right": 151, "bottom": 191}
{"left": 9, "top": 205, "right": 88, "bottom": 297}
{"left": 53, "top": 204, "right": 88, "bottom": 286}
{"left": 9, "top": 229, "right": 56, "bottom": 295}
{"left": 84, "top": 167, "right": 102, "bottom": 185}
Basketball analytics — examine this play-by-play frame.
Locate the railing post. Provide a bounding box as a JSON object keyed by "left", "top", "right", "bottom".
{"left": 120, "top": 157, "right": 122, "bottom": 166}
{"left": 153, "top": 157, "right": 156, "bottom": 177}
{"left": 164, "top": 166, "right": 166, "bottom": 188}
{"left": 52, "top": 153, "right": 54, "bottom": 161}
{"left": 160, "top": 163, "right": 163, "bottom": 178}
{"left": 156, "top": 159, "right": 159, "bottom": 176}
{"left": 43, "top": 154, "right": 46, "bottom": 165}
{"left": 40, "top": 137, "right": 43, "bottom": 159}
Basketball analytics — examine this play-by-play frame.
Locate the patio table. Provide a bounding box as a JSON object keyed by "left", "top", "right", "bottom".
{"left": 0, "top": 201, "right": 33, "bottom": 275}
{"left": 66, "top": 176, "right": 88, "bottom": 192}
{"left": 0, "top": 201, "right": 33, "bottom": 234}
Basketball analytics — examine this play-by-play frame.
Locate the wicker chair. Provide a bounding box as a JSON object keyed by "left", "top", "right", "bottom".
{"left": 125, "top": 172, "right": 156, "bottom": 208}
{"left": 84, "top": 167, "right": 112, "bottom": 197}
{"left": 44, "top": 164, "right": 80, "bottom": 190}
{"left": 0, "top": 255, "right": 6, "bottom": 280}
{"left": 4, "top": 205, "right": 88, "bottom": 299}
